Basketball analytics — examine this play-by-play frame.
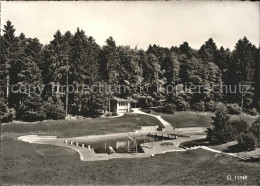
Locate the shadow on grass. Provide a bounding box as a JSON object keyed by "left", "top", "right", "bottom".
{"left": 223, "top": 144, "right": 248, "bottom": 153}
{"left": 180, "top": 138, "right": 209, "bottom": 148}
{"left": 240, "top": 157, "right": 260, "bottom": 162}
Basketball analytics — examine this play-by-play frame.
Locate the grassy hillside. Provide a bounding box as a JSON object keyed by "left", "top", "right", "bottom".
{"left": 0, "top": 137, "right": 259, "bottom": 185}
{"left": 2, "top": 113, "right": 162, "bottom": 138}
{"left": 160, "top": 112, "right": 257, "bottom": 128}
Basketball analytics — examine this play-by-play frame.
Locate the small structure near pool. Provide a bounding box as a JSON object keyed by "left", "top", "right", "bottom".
{"left": 109, "top": 97, "right": 133, "bottom": 114}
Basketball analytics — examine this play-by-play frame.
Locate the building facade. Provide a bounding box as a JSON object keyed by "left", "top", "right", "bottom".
{"left": 110, "top": 97, "right": 132, "bottom": 114}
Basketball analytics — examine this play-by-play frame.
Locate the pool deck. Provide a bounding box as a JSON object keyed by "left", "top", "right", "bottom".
{"left": 16, "top": 109, "right": 209, "bottom": 161}
{"left": 17, "top": 129, "right": 206, "bottom": 161}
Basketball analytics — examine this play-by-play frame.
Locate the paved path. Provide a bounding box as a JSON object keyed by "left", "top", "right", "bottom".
{"left": 132, "top": 108, "right": 174, "bottom": 130}
{"left": 187, "top": 145, "right": 247, "bottom": 160}
{"left": 17, "top": 134, "right": 246, "bottom": 161}
{"left": 18, "top": 109, "right": 231, "bottom": 161}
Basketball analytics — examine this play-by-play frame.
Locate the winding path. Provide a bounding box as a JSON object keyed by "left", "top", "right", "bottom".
{"left": 187, "top": 145, "right": 247, "bottom": 160}
{"left": 132, "top": 108, "right": 174, "bottom": 130}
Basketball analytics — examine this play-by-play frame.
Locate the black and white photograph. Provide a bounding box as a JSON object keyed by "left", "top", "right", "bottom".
{"left": 0, "top": 1, "right": 259, "bottom": 185}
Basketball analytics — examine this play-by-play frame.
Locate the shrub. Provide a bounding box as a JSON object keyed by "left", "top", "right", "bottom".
{"left": 0, "top": 100, "right": 15, "bottom": 123}
{"left": 227, "top": 103, "right": 242, "bottom": 115}
{"left": 163, "top": 104, "right": 176, "bottom": 114}
{"left": 142, "top": 109, "right": 151, "bottom": 114}
{"left": 16, "top": 95, "right": 46, "bottom": 122}
{"left": 257, "top": 101, "right": 260, "bottom": 112}
{"left": 155, "top": 106, "right": 164, "bottom": 113}
{"left": 250, "top": 118, "right": 260, "bottom": 146}
{"left": 20, "top": 111, "right": 46, "bottom": 122}
{"left": 192, "top": 102, "right": 205, "bottom": 112}
{"left": 105, "top": 112, "right": 112, "bottom": 117}
{"left": 175, "top": 99, "right": 189, "bottom": 111}
{"left": 112, "top": 112, "right": 117, "bottom": 116}
{"left": 205, "top": 101, "right": 226, "bottom": 112}
{"left": 44, "top": 103, "right": 66, "bottom": 120}
{"left": 139, "top": 99, "right": 153, "bottom": 109}
{"left": 154, "top": 104, "right": 175, "bottom": 114}
{"left": 205, "top": 101, "right": 216, "bottom": 112}
{"left": 104, "top": 112, "right": 117, "bottom": 116}
{"left": 229, "top": 120, "right": 249, "bottom": 139}
{"left": 206, "top": 127, "right": 219, "bottom": 144}
{"left": 245, "top": 108, "right": 258, "bottom": 116}
{"left": 237, "top": 133, "right": 257, "bottom": 151}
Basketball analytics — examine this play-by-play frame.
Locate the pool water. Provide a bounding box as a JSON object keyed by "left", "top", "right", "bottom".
{"left": 75, "top": 135, "right": 173, "bottom": 154}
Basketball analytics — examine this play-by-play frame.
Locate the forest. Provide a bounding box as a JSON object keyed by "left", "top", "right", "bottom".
{"left": 0, "top": 20, "right": 259, "bottom": 122}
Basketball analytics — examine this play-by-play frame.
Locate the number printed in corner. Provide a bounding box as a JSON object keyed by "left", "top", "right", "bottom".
{"left": 227, "top": 175, "right": 248, "bottom": 181}
{"left": 234, "top": 175, "right": 248, "bottom": 180}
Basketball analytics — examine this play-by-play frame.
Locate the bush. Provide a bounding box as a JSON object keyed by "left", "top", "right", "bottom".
{"left": 112, "top": 112, "right": 117, "bottom": 116}
{"left": 237, "top": 133, "right": 257, "bottom": 151}
{"left": 153, "top": 104, "right": 175, "bottom": 114}
{"left": 155, "top": 106, "right": 164, "bottom": 113}
{"left": 175, "top": 99, "right": 189, "bottom": 111}
{"left": 16, "top": 95, "right": 46, "bottom": 122}
{"left": 105, "top": 112, "right": 112, "bottom": 117}
{"left": 205, "top": 101, "right": 226, "bottom": 112}
{"left": 20, "top": 111, "right": 46, "bottom": 122}
{"left": 142, "top": 109, "right": 151, "bottom": 114}
{"left": 139, "top": 99, "right": 153, "bottom": 109}
{"left": 206, "top": 127, "right": 219, "bottom": 144}
{"left": 0, "top": 100, "right": 15, "bottom": 123}
{"left": 192, "top": 102, "right": 205, "bottom": 112}
{"left": 257, "top": 101, "right": 260, "bottom": 112}
{"left": 250, "top": 118, "right": 260, "bottom": 146}
{"left": 104, "top": 112, "right": 117, "bottom": 116}
{"left": 163, "top": 104, "right": 176, "bottom": 114}
{"left": 44, "top": 103, "right": 66, "bottom": 120}
{"left": 245, "top": 108, "right": 258, "bottom": 116}
{"left": 229, "top": 120, "right": 249, "bottom": 139}
{"left": 227, "top": 103, "right": 242, "bottom": 115}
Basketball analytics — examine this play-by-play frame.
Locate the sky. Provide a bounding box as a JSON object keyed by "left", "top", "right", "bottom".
{"left": 1, "top": 1, "right": 259, "bottom": 50}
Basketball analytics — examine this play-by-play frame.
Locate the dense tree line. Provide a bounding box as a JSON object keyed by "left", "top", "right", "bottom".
{"left": 0, "top": 21, "right": 259, "bottom": 122}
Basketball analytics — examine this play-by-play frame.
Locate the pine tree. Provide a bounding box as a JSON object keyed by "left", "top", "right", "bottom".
{"left": 161, "top": 52, "right": 180, "bottom": 85}
{"left": 226, "top": 37, "right": 257, "bottom": 108}
{"left": 206, "top": 107, "right": 231, "bottom": 144}
{"left": 199, "top": 38, "right": 218, "bottom": 63}
{"left": 15, "top": 38, "right": 45, "bottom": 121}
{"left": 215, "top": 46, "right": 230, "bottom": 71}
{"left": 99, "top": 36, "right": 121, "bottom": 85}
{"left": 70, "top": 28, "right": 102, "bottom": 116}
{"left": 0, "top": 21, "right": 19, "bottom": 106}
{"left": 117, "top": 46, "right": 143, "bottom": 97}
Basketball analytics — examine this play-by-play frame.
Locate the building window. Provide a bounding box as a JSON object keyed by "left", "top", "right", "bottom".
{"left": 118, "top": 102, "right": 129, "bottom": 107}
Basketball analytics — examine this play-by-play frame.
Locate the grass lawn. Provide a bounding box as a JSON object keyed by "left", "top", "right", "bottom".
{"left": 0, "top": 137, "right": 259, "bottom": 185}
{"left": 159, "top": 111, "right": 257, "bottom": 128}
{"left": 2, "top": 113, "right": 162, "bottom": 138}
{"left": 161, "top": 112, "right": 213, "bottom": 128}
{"left": 1, "top": 112, "right": 259, "bottom": 184}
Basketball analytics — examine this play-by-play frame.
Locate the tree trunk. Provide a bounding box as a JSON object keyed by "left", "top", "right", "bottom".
{"left": 65, "top": 71, "right": 69, "bottom": 117}
{"left": 6, "top": 74, "right": 9, "bottom": 105}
